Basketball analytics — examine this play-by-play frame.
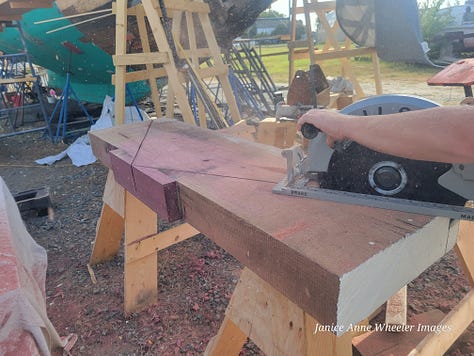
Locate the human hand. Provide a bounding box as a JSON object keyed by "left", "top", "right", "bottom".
{"left": 297, "top": 109, "right": 349, "bottom": 147}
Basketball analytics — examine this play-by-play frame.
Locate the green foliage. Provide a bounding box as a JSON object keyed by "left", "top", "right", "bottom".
{"left": 418, "top": 0, "right": 455, "bottom": 42}
{"left": 259, "top": 9, "right": 286, "bottom": 18}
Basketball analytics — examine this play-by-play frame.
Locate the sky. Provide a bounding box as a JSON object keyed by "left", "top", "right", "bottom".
{"left": 268, "top": 0, "right": 457, "bottom": 18}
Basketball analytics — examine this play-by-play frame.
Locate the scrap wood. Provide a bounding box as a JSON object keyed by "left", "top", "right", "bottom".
{"left": 61, "top": 333, "right": 78, "bottom": 356}
{"left": 87, "top": 263, "right": 97, "bottom": 284}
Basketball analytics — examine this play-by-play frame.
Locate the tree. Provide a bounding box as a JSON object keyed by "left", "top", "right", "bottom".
{"left": 260, "top": 9, "right": 286, "bottom": 18}
{"left": 418, "top": 0, "right": 454, "bottom": 43}
{"left": 418, "top": 0, "right": 455, "bottom": 59}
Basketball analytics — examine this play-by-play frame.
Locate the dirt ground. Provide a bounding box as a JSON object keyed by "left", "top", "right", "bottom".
{"left": 1, "top": 80, "right": 474, "bottom": 355}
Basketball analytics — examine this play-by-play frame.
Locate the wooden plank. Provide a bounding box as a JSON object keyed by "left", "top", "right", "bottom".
{"left": 385, "top": 286, "right": 407, "bottom": 326}
{"left": 89, "top": 203, "right": 124, "bottom": 265}
{"left": 89, "top": 170, "right": 126, "bottom": 265}
{"left": 112, "top": 67, "right": 167, "bottom": 85}
{"left": 197, "top": 12, "right": 241, "bottom": 124}
{"left": 223, "top": 268, "right": 353, "bottom": 355}
{"left": 141, "top": 0, "right": 196, "bottom": 125}
{"left": 113, "top": 52, "right": 169, "bottom": 66}
{"left": 256, "top": 118, "right": 297, "bottom": 148}
{"left": 124, "top": 190, "right": 158, "bottom": 314}
{"left": 0, "top": 76, "right": 37, "bottom": 84}
{"left": 408, "top": 289, "right": 474, "bottom": 355}
{"left": 164, "top": 0, "right": 210, "bottom": 13}
{"left": 102, "top": 170, "right": 125, "bottom": 217}
{"left": 428, "top": 58, "right": 474, "bottom": 87}
{"left": 135, "top": 4, "right": 162, "bottom": 116}
{"left": 126, "top": 223, "right": 199, "bottom": 263}
{"left": 89, "top": 119, "right": 452, "bottom": 329}
{"left": 204, "top": 317, "right": 247, "bottom": 356}
{"left": 226, "top": 268, "right": 308, "bottom": 354}
{"left": 454, "top": 201, "right": 474, "bottom": 285}
{"left": 353, "top": 309, "right": 445, "bottom": 356}
{"left": 114, "top": 0, "right": 128, "bottom": 126}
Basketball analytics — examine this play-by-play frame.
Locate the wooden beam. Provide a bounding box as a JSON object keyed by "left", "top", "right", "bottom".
{"left": 111, "top": 67, "right": 167, "bottom": 85}
{"left": 124, "top": 190, "right": 158, "bottom": 314}
{"left": 163, "top": 0, "right": 210, "bottom": 13}
{"left": 89, "top": 119, "right": 451, "bottom": 329}
{"left": 204, "top": 318, "right": 247, "bottom": 355}
{"left": 113, "top": 52, "right": 169, "bottom": 66}
{"left": 0, "top": 76, "right": 36, "bottom": 84}
{"left": 207, "top": 268, "right": 353, "bottom": 355}
{"left": 90, "top": 171, "right": 124, "bottom": 265}
{"left": 89, "top": 203, "right": 124, "bottom": 265}
{"left": 385, "top": 286, "right": 407, "bottom": 326}
{"left": 126, "top": 223, "right": 199, "bottom": 263}
{"left": 114, "top": 0, "right": 128, "bottom": 125}
{"left": 454, "top": 201, "right": 474, "bottom": 285}
{"left": 294, "top": 1, "right": 336, "bottom": 13}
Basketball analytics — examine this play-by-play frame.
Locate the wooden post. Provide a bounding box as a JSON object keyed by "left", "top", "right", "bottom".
{"left": 135, "top": 4, "right": 163, "bottom": 117}
{"left": 409, "top": 202, "right": 474, "bottom": 354}
{"left": 124, "top": 190, "right": 158, "bottom": 314}
{"left": 205, "top": 268, "right": 353, "bottom": 355}
{"left": 90, "top": 171, "right": 124, "bottom": 265}
{"left": 113, "top": 0, "right": 128, "bottom": 125}
{"left": 454, "top": 201, "right": 474, "bottom": 285}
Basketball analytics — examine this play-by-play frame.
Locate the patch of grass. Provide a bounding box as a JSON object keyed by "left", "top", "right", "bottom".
{"left": 256, "top": 44, "right": 440, "bottom": 86}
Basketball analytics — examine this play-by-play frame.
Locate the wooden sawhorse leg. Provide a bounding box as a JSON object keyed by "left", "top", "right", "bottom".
{"left": 409, "top": 202, "right": 474, "bottom": 355}
{"left": 205, "top": 268, "right": 354, "bottom": 356}
{"left": 89, "top": 170, "right": 199, "bottom": 314}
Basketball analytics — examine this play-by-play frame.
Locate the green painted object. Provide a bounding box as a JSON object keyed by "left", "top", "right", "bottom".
{"left": 0, "top": 4, "right": 149, "bottom": 103}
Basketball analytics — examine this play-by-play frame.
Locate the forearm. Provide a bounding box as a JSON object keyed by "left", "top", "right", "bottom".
{"left": 343, "top": 106, "right": 474, "bottom": 163}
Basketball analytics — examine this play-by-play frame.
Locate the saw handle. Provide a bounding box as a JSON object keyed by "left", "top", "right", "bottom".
{"left": 301, "top": 123, "right": 320, "bottom": 139}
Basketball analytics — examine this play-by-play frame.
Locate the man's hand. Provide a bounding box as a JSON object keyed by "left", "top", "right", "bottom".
{"left": 297, "top": 109, "right": 350, "bottom": 147}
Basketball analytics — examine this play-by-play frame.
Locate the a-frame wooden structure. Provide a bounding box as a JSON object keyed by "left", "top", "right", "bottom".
{"left": 112, "top": 0, "right": 241, "bottom": 127}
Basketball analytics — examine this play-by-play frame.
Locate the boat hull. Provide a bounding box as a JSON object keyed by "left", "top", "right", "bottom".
{"left": 0, "top": 4, "right": 148, "bottom": 103}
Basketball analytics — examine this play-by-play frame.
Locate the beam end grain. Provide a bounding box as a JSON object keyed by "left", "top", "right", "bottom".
{"left": 337, "top": 217, "right": 453, "bottom": 335}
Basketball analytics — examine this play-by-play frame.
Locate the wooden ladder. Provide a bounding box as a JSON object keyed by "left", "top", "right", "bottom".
{"left": 112, "top": 0, "right": 241, "bottom": 127}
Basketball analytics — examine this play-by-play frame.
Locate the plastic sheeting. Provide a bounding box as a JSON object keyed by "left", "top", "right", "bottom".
{"left": 336, "top": 0, "right": 436, "bottom": 66}
{"left": 0, "top": 177, "right": 63, "bottom": 356}
{"left": 35, "top": 96, "right": 150, "bottom": 167}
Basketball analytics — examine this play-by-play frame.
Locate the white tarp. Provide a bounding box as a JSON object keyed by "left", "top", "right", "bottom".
{"left": 36, "top": 96, "right": 150, "bottom": 167}
{"left": 0, "top": 177, "right": 63, "bottom": 355}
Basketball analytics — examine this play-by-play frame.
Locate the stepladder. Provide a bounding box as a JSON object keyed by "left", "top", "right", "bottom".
{"left": 112, "top": 0, "right": 241, "bottom": 128}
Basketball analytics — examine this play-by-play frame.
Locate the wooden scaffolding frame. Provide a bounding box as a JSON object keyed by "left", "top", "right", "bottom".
{"left": 112, "top": 0, "right": 241, "bottom": 127}
{"left": 288, "top": 0, "right": 382, "bottom": 100}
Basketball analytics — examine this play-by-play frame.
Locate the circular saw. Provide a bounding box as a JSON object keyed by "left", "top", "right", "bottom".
{"left": 273, "top": 95, "right": 474, "bottom": 220}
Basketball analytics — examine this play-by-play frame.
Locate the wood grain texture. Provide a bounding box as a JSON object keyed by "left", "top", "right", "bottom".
{"left": 89, "top": 119, "right": 455, "bottom": 329}
{"left": 428, "top": 58, "right": 474, "bottom": 87}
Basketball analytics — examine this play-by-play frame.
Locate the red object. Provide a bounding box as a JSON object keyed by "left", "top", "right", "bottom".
{"left": 61, "top": 41, "right": 83, "bottom": 55}
{"left": 427, "top": 59, "right": 474, "bottom": 96}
